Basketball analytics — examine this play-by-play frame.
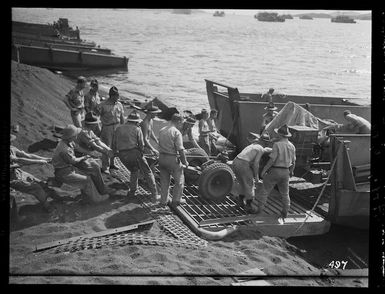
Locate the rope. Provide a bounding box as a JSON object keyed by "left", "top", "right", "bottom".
{"left": 293, "top": 144, "right": 340, "bottom": 233}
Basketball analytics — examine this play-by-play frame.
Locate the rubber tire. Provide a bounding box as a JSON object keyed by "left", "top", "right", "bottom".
{"left": 198, "top": 162, "right": 235, "bottom": 203}
{"left": 184, "top": 148, "right": 209, "bottom": 185}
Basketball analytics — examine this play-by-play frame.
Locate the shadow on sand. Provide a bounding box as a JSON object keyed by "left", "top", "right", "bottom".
{"left": 28, "top": 138, "right": 58, "bottom": 153}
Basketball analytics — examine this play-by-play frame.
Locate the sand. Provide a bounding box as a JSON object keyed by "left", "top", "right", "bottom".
{"left": 9, "top": 61, "right": 368, "bottom": 286}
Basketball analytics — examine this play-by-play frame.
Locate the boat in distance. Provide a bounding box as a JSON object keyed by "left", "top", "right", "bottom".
{"left": 331, "top": 15, "right": 357, "bottom": 23}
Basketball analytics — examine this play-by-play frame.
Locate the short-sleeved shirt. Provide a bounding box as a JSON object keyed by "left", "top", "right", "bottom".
{"left": 52, "top": 140, "right": 78, "bottom": 169}
{"left": 262, "top": 92, "right": 273, "bottom": 103}
{"left": 236, "top": 143, "right": 265, "bottom": 164}
{"left": 84, "top": 90, "right": 101, "bottom": 114}
{"left": 76, "top": 129, "right": 100, "bottom": 151}
{"left": 269, "top": 139, "right": 296, "bottom": 168}
{"left": 199, "top": 119, "right": 210, "bottom": 138}
{"left": 115, "top": 123, "right": 144, "bottom": 151}
{"left": 158, "top": 124, "right": 184, "bottom": 155}
{"left": 345, "top": 114, "right": 371, "bottom": 134}
{"left": 98, "top": 99, "right": 124, "bottom": 126}
{"left": 140, "top": 117, "right": 154, "bottom": 142}
{"left": 207, "top": 117, "right": 217, "bottom": 132}
{"left": 66, "top": 88, "right": 84, "bottom": 109}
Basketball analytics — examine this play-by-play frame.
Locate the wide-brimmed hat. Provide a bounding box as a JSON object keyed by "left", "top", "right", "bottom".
{"left": 184, "top": 116, "right": 196, "bottom": 125}
{"left": 90, "top": 79, "right": 98, "bottom": 87}
{"left": 126, "top": 110, "right": 142, "bottom": 123}
{"left": 274, "top": 124, "right": 292, "bottom": 137}
{"left": 62, "top": 124, "right": 81, "bottom": 140}
{"left": 84, "top": 112, "right": 100, "bottom": 124}
{"left": 247, "top": 132, "right": 270, "bottom": 143}
{"left": 144, "top": 102, "right": 162, "bottom": 114}
{"left": 109, "top": 86, "right": 119, "bottom": 97}
{"left": 10, "top": 134, "right": 16, "bottom": 142}
{"left": 264, "top": 102, "right": 278, "bottom": 111}
{"left": 77, "top": 76, "right": 86, "bottom": 84}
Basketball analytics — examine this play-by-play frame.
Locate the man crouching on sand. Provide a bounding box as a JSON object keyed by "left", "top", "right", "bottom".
{"left": 52, "top": 125, "right": 111, "bottom": 204}
{"left": 10, "top": 134, "right": 55, "bottom": 212}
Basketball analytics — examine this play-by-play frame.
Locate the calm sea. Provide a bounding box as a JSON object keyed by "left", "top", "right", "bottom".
{"left": 12, "top": 8, "right": 371, "bottom": 113}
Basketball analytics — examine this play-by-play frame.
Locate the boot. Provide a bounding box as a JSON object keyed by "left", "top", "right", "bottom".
{"left": 238, "top": 194, "right": 245, "bottom": 208}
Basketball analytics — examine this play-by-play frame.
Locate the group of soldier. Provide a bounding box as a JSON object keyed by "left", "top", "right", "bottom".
{"left": 11, "top": 80, "right": 370, "bottom": 221}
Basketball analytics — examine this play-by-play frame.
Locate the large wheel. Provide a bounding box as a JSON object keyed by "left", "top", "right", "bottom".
{"left": 198, "top": 162, "right": 235, "bottom": 203}
{"left": 184, "top": 148, "right": 209, "bottom": 185}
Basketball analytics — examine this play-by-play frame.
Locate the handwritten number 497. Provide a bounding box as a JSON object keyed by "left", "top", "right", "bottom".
{"left": 328, "top": 260, "right": 348, "bottom": 270}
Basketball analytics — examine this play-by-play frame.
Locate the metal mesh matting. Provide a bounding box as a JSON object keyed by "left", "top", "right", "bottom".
{"left": 109, "top": 158, "right": 246, "bottom": 258}
{"left": 147, "top": 163, "right": 310, "bottom": 230}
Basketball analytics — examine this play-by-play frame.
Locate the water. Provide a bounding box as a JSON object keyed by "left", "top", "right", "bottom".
{"left": 12, "top": 8, "right": 371, "bottom": 113}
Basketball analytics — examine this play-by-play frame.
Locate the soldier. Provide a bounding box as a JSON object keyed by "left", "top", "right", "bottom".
{"left": 98, "top": 86, "right": 125, "bottom": 174}
{"left": 114, "top": 111, "right": 159, "bottom": 201}
{"left": 10, "top": 134, "right": 54, "bottom": 212}
{"left": 64, "top": 76, "right": 86, "bottom": 127}
{"left": 141, "top": 102, "right": 162, "bottom": 156}
{"left": 257, "top": 124, "right": 296, "bottom": 218}
{"left": 198, "top": 109, "right": 211, "bottom": 156}
{"left": 84, "top": 79, "right": 102, "bottom": 136}
{"left": 51, "top": 125, "right": 110, "bottom": 203}
{"left": 262, "top": 88, "right": 274, "bottom": 103}
{"left": 181, "top": 115, "right": 200, "bottom": 149}
{"left": 260, "top": 102, "right": 279, "bottom": 134}
{"left": 158, "top": 113, "right": 189, "bottom": 206}
{"left": 74, "top": 111, "right": 113, "bottom": 160}
{"left": 232, "top": 132, "right": 272, "bottom": 213}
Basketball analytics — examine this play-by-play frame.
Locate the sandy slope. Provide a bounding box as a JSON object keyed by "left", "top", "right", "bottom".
{"left": 9, "top": 61, "right": 367, "bottom": 286}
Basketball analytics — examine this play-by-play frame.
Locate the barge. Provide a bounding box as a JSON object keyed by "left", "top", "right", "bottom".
{"left": 255, "top": 12, "right": 285, "bottom": 22}
{"left": 12, "top": 18, "right": 128, "bottom": 71}
{"left": 331, "top": 15, "right": 357, "bottom": 23}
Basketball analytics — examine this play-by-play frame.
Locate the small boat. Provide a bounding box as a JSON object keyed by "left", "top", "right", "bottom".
{"left": 213, "top": 11, "right": 225, "bottom": 17}
{"left": 299, "top": 15, "right": 313, "bottom": 20}
{"left": 281, "top": 14, "right": 293, "bottom": 19}
{"left": 255, "top": 12, "right": 285, "bottom": 22}
{"left": 331, "top": 15, "right": 356, "bottom": 23}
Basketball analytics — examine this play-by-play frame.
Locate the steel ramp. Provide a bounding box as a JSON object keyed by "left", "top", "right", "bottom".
{"left": 115, "top": 158, "right": 330, "bottom": 239}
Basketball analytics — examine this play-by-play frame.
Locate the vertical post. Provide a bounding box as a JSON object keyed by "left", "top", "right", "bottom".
{"left": 16, "top": 45, "right": 20, "bottom": 63}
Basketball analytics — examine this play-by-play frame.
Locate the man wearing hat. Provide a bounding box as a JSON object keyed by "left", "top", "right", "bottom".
{"left": 262, "top": 88, "right": 275, "bottom": 103}
{"left": 140, "top": 102, "right": 162, "bottom": 156}
{"left": 198, "top": 109, "right": 211, "bottom": 156}
{"left": 158, "top": 113, "right": 189, "bottom": 206}
{"left": 260, "top": 102, "right": 279, "bottom": 134}
{"left": 257, "top": 124, "right": 296, "bottom": 218}
{"left": 10, "top": 134, "right": 55, "bottom": 212}
{"left": 64, "top": 76, "right": 86, "bottom": 128}
{"left": 181, "top": 115, "right": 200, "bottom": 149}
{"left": 75, "top": 112, "right": 113, "bottom": 160}
{"left": 52, "top": 124, "right": 109, "bottom": 203}
{"left": 232, "top": 132, "right": 272, "bottom": 212}
{"left": 98, "top": 86, "right": 125, "bottom": 174}
{"left": 84, "top": 79, "right": 102, "bottom": 136}
{"left": 114, "top": 110, "right": 159, "bottom": 200}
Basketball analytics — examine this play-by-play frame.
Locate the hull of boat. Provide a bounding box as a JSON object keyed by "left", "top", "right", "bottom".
{"left": 206, "top": 80, "right": 370, "bottom": 151}
{"left": 12, "top": 45, "right": 128, "bottom": 71}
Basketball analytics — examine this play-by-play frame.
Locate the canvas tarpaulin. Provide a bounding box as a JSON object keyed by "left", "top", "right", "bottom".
{"left": 264, "top": 102, "right": 336, "bottom": 138}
